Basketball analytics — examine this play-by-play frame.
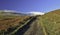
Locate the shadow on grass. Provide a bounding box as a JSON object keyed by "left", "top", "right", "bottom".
{"left": 15, "top": 17, "right": 37, "bottom": 35}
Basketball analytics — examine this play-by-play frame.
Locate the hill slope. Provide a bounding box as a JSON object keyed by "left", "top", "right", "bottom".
{"left": 0, "top": 11, "right": 32, "bottom": 35}
{"left": 39, "top": 9, "right": 60, "bottom": 35}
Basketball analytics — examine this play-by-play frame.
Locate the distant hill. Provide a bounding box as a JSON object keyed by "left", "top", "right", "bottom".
{"left": 0, "top": 10, "right": 45, "bottom": 16}
{"left": 39, "top": 9, "right": 60, "bottom": 35}
{"left": 0, "top": 10, "right": 27, "bottom": 16}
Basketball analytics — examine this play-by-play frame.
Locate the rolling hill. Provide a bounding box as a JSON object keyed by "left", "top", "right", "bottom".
{"left": 39, "top": 9, "right": 60, "bottom": 35}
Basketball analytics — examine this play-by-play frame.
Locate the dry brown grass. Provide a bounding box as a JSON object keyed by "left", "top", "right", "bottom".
{"left": 0, "top": 16, "right": 30, "bottom": 31}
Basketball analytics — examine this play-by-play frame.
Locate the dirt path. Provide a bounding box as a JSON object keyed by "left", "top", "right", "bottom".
{"left": 24, "top": 17, "right": 44, "bottom": 35}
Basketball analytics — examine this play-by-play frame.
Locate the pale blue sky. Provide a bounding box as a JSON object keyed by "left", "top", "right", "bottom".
{"left": 0, "top": 0, "right": 60, "bottom": 13}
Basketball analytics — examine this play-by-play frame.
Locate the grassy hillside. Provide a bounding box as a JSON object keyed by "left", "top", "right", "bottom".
{"left": 0, "top": 12, "right": 32, "bottom": 35}
{"left": 1, "top": 10, "right": 60, "bottom": 35}
{"left": 39, "top": 9, "right": 60, "bottom": 35}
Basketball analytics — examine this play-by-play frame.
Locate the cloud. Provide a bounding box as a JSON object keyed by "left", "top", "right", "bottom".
{"left": 0, "top": 10, "right": 45, "bottom": 15}
{"left": 27, "top": 11, "right": 45, "bottom": 15}
{"left": 4, "top": 10, "right": 16, "bottom": 12}
{"left": 0, "top": 10, "right": 16, "bottom": 12}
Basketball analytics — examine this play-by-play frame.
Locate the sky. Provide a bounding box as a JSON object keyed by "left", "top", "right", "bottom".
{"left": 0, "top": 0, "right": 60, "bottom": 13}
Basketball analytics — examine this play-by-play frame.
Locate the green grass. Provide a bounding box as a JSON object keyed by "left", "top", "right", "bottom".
{"left": 39, "top": 10, "right": 60, "bottom": 35}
